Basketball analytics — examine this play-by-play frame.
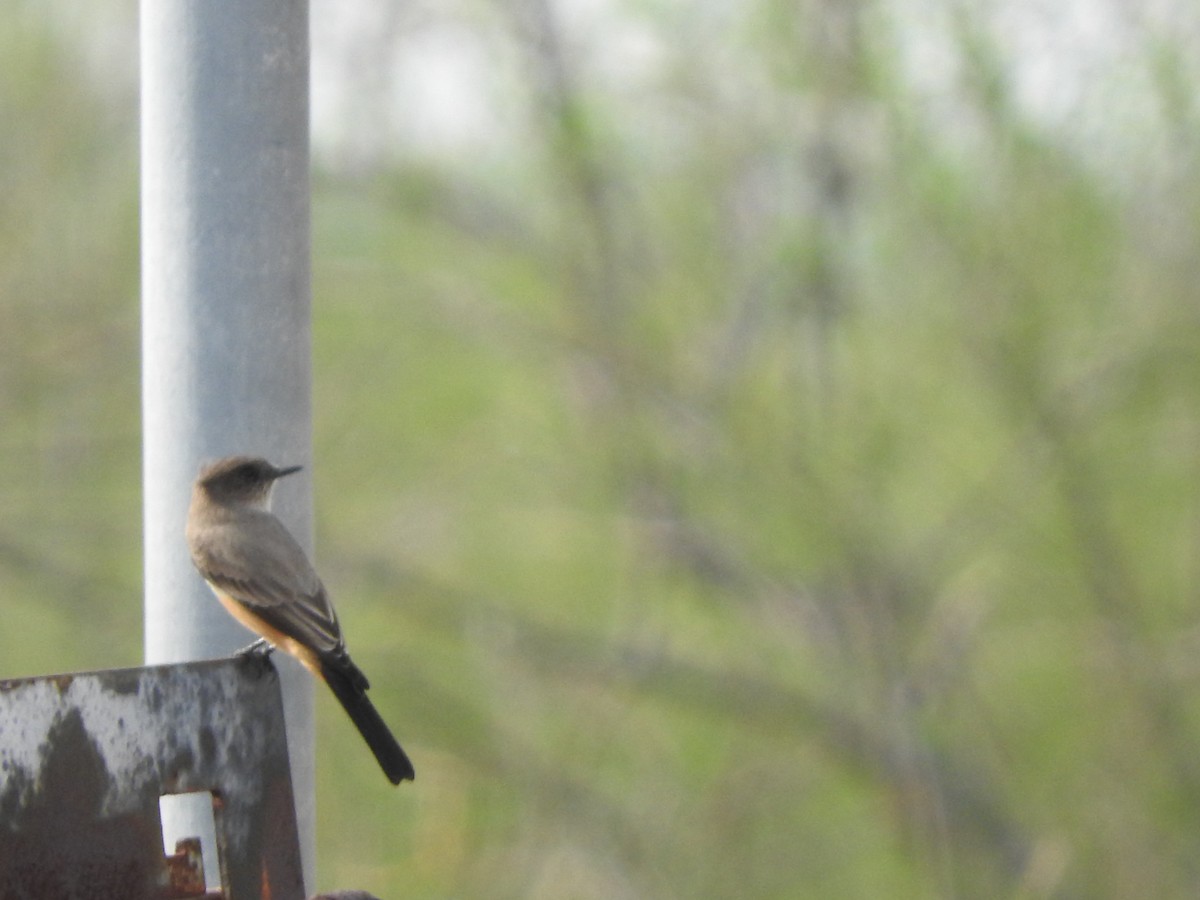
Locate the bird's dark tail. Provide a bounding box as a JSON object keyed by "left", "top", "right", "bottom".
{"left": 320, "top": 656, "right": 415, "bottom": 784}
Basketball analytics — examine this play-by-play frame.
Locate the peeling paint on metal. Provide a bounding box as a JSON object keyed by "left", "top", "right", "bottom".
{"left": 0, "top": 657, "right": 304, "bottom": 899}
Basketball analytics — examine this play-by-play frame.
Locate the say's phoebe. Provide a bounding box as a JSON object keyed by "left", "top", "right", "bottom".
{"left": 186, "top": 455, "right": 414, "bottom": 784}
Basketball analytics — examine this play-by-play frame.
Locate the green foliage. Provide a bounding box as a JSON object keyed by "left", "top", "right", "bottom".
{"left": 5, "top": 1, "right": 1200, "bottom": 897}
{"left": 0, "top": 6, "right": 141, "bottom": 671}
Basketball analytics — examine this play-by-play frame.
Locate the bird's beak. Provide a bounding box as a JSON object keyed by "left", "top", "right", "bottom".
{"left": 272, "top": 464, "right": 303, "bottom": 480}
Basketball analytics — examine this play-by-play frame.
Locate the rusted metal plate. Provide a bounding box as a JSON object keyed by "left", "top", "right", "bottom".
{"left": 163, "top": 837, "right": 211, "bottom": 899}
{"left": 0, "top": 656, "right": 304, "bottom": 900}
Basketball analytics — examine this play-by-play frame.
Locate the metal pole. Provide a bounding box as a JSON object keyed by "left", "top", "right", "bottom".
{"left": 140, "top": 0, "right": 315, "bottom": 891}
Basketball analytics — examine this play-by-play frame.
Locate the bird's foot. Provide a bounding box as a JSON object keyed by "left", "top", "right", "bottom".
{"left": 235, "top": 638, "right": 276, "bottom": 677}
{"left": 237, "top": 637, "right": 274, "bottom": 659}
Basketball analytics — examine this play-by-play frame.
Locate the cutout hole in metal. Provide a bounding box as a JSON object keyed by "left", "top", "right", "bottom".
{"left": 160, "top": 790, "right": 222, "bottom": 892}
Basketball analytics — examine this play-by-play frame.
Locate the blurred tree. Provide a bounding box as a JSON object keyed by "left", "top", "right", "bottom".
{"left": 0, "top": 4, "right": 140, "bottom": 672}
{"left": 4, "top": 0, "right": 1200, "bottom": 897}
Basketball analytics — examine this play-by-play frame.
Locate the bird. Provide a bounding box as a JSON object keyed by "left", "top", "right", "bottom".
{"left": 186, "top": 455, "right": 414, "bottom": 784}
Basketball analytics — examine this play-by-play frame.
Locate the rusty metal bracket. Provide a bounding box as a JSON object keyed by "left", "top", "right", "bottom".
{"left": 0, "top": 656, "right": 305, "bottom": 900}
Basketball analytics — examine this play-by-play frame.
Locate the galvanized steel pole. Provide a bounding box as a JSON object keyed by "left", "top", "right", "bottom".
{"left": 140, "top": 0, "right": 315, "bottom": 890}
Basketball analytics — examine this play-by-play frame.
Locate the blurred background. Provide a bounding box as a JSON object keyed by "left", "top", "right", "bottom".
{"left": 3, "top": 0, "right": 1200, "bottom": 896}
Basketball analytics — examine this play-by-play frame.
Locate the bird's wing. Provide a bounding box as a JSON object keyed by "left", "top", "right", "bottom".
{"left": 190, "top": 510, "right": 344, "bottom": 656}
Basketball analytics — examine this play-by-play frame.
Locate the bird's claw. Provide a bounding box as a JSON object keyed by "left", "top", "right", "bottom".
{"left": 237, "top": 637, "right": 274, "bottom": 658}
{"left": 235, "top": 638, "right": 276, "bottom": 677}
